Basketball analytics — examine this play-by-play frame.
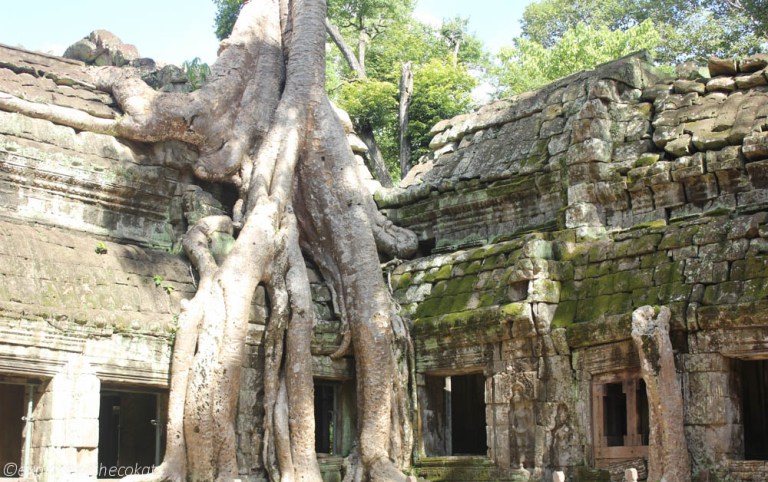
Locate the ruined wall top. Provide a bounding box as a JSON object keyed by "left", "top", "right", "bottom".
{"left": 378, "top": 52, "right": 768, "bottom": 253}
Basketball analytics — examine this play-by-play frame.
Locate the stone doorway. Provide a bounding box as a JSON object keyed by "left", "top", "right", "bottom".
{"left": 0, "top": 383, "right": 26, "bottom": 471}
{"left": 739, "top": 359, "right": 768, "bottom": 460}
{"left": 97, "top": 390, "right": 164, "bottom": 478}
{"left": 422, "top": 373, "right": 487, "bottom": 456}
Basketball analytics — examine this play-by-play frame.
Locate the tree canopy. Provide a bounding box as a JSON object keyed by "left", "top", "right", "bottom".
{"left": 492, "top": 19, "right": 661, "bottom": 97}
{"left": 329, "top": 15, "right": 481, "bottom": 177}
{"left": 519, "top": 0, "right": 766, "bottom": 64}
{"left": 490, "top": 0, "right": 766, "bottom": 97}
{"left": 213, "top": 0, "right": 484, "bottom": 180}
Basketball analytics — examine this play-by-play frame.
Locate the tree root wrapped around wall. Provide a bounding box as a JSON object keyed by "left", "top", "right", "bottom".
{"left": 1, "top": 1, "right": 419, "bottom": 480}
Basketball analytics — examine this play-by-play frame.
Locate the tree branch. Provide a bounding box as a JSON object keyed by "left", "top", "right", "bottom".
{"left": 326, "top": 18, "right": 366, "bottom": 78}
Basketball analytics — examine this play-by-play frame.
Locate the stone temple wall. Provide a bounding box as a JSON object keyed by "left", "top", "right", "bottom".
{"left": 0, "top": 44, "right": 198, "bottom": 481}
{"left": 384, "top": 52, "right": 768, "bottom": 481}
{"left": 380, "top": 52, "right": 768, "bottom": 253}
{"left": 0, "top": 42, "right": 352, "bottom": 482}
{"left": 2, "top": 37, "right": 768, "bottom": 482}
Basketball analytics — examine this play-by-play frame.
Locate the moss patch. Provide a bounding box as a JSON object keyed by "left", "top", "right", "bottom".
{"left": 394, "top": 272, "right": 414, "bottom": 291}
{"left": 552, "top": 301, "right": 577, "bottom": 328}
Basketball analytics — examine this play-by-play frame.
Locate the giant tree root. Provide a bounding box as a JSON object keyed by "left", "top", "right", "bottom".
{"left": 0, "top": 0, "right": 421, "bottom": 480}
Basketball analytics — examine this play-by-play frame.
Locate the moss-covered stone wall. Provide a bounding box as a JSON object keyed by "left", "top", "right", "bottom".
{"left": 387, "top": 52, "right": 768, "bottom": 481}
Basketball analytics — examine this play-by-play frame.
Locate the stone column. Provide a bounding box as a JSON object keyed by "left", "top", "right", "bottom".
{"left": 631, "top": 305, "right": 690, "bottom": 481}
{"left": 30, "top": 356, "right": 100, "bottom": 482}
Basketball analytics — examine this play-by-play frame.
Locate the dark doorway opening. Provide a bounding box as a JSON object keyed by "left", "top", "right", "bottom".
{"left": 422, "top": 373, "right": 487, "bottom": 456}
{"left": 314, "top": 382, "right": 337, "bottom": 454}
{"left": 98, "top": 391, "right": 164, "bottom": 478}
{"left": 451, "top": 374, "right": 487, "bottom": 455}
{"left": 0, "top": 383, "right": 25, "bottom": 468}
{"left": 636, "top": 379, "right": 650, "bottom": 446}
{"left": 740, "top": 359, "right": 768, "bottom": 460}
{"left": 603, "top": 382, "right": 627, "bottom": 447}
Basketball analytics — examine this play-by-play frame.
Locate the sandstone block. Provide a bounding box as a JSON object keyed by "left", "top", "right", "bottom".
{"left": 743, "top": 132, "right": 768, "bottom": 161}
{"left": 64, "top": 30, "right": 139, "bottom": 67}
{"left": 566, "top": 138, "right": 612, "bottom": 165}
{"left": 571, "top": 118, "right": 612, "bottom": 143}
{"left": 682, "top": 174, "right": 719, "bottom": 203}
{"left": 589, "top": 79, "right": 620, "bottom": 102}
{"left": 568, "top": 161, "right": 614, "bottom": 183}
{"left": 527, "top": 279, "right": 560, "bottom": 303}
{"left": 630, "top": 187, "right": 655, "bottom": 213}
{"left": 565, "top": 202, "right": 602, "bottom": 228}
{"left": 708, "top": 57, "right": 738, "bottom": 77}
{"left": 671, "top": 154, "right": 704, "bottom": 181}
{"left": 692, "top": 129, "right": 731, "bottom": 152}
{"left": 540, "top": 116, "right": 567, "bottom": 137}
{"left": 651, "top": 182, "right": 685, "bottom": 208}
{"left": 641, "top": 83, "right": 673, "bottom": 102}
{"left": 576, "top": 98, "right": 610, "bottom": 120}
{"left": 739, "top": 53, "right": 768, "bottom": 73}
{"left": 664, "top": 134, "right": 692, "bottom": 157}
{"left": 706, "top": 76, "right": 736, "bottom": 92}
{"left": 735, "top": 70, "right": 768, "bottom": 89}
{"left": 674, "top": 79, "right": 706, "bottom": 95}
{"left": 677, "top": 61, "right": 710, "bottom": 80}
{"left": 653, "top": 124, "right": 683, "bottom": 149}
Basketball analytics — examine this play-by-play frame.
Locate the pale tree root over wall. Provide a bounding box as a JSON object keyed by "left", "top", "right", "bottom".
{"left": 0, "top": 0, "right": 419, "bottom": 481}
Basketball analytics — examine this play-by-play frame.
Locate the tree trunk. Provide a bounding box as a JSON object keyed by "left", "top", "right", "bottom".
{"left": 0, "top": 0, "right": 418, "bottom": 480}
{"left": 398, "top": 62, "right": 413, "bottom": 177}
{"left": 358, "top": 123, "right": 394, "bottom": 187}
{"left": 325, "top": 18, "right": 394, "bottom": 187}
{"left": 358, "top": 30, "right": 369, "bottom": 74}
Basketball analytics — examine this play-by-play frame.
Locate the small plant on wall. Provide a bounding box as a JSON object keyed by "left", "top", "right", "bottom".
{"left": 153, "top": 275, "right": 175, "bottom": 294}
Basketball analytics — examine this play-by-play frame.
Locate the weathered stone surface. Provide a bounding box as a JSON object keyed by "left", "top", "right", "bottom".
{"left": 674, "top": 79, "right": 706, "bottom": 95}
{"left": 677, "top": 61, "right": 710, "bottom": 81}
{"left": 664, "top": 133, "right": 692, "bottom": 157}
{"left": 743, "top": 132, "right": 768, "bottom": 161}
{"left": 739, "top": 53, "right": 768, "bottom": 73}
{"left": 706, "top": 76, "right": 736, "bottom": 92}
{"left": 735, "top": 69, "right": 768, "bottom": 89}
{"left": 708, "top": 57, "right": 738, "bottom": 77}
{"left": 63, "top": 30, "right": 139, "bottom": 67}
{"left": 631, "top": 306, "right": 691, "bottom": 482}
{"left": 4, "top": 43, "right": 768, "bottom": 482}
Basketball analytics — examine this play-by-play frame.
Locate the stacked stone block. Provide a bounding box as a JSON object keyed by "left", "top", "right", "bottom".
{"left": 383, "top": 53, "right": 768, "bottom": 256}
{"left": 392, "top": 207, "right": 768, "bottom": 480}
{"left": 30, "top": 358, "right": 100, "bottom": 482}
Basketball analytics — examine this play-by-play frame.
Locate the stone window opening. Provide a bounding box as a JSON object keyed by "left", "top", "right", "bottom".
{"left": 422, "top": 372, "right": 487, "bottom": 457}
{"left": 98, "top": 389, "right": 166, "bottom": 479}
{"left": 314, "top": 380, "right": 338, "bottom": 455}
{"left": 592, "top": 372, "right": 649, "bottom": 463}
{"left": 313, "top": 378, "right": 355, "bottom": 458}
{"left": 737, "top": 359, "right": 768, "bottom": 460}
{"left": 0, "top": 381, "right": 37, "bottom": 478}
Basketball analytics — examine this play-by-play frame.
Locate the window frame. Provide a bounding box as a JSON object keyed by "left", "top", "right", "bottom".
{"left": 591, "top": 370, "right": 649, "bottom": 462}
